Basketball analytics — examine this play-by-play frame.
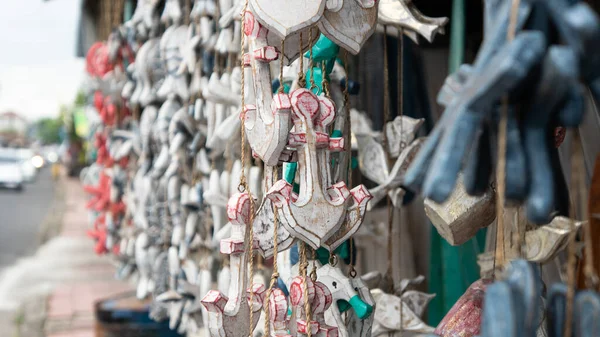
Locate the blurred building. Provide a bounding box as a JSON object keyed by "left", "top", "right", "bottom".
{"left": 0, "top": 111, "right": 28, "bottom": 146}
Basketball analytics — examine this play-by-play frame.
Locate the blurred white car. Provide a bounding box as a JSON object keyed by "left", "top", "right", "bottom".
{"left": 17, "top": 149, "right": 37, "bottom": 182}
{"left": 0, "top": 154, "right": 24, "bottom": 191}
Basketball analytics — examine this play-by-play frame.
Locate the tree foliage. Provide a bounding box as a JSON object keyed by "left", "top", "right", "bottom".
{"left": 34, "top": 117, "right": 62, "bottom": 144}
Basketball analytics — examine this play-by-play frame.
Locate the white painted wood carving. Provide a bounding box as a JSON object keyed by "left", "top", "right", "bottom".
{"left": 267, "top": 89, "right": 370, "bottom": 250}
{"left": 318, "top": 0, "right": 378, "bottom": 54}
{"left": 243, "top": 12, "right": 292, "bottom": 166}
{"left": 249, "top": 0, "right": 326, "bottom": 38}
{"left": 201, "top": 192, "right": 266, "bottom": 337}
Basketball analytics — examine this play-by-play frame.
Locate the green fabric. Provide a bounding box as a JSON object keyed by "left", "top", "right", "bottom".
{"left": 427, "top": 0, "right": 487, "bottom": 326}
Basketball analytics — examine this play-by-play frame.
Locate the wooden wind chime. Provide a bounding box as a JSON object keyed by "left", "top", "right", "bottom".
{"left": 80, "top": 0, "right": 600, "bottom": 336}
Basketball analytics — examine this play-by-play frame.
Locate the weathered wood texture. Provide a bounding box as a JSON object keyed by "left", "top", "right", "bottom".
{"left": 424, "top": 177, "right": 495, "bottom": 246}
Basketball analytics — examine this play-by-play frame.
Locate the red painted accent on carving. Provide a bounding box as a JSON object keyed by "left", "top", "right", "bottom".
{"left": 244, "top": 11, "right": 256, "bottom": 37}
{"left": 554, "top": 127, "right": 566, "bottom": 148}
{"left": 291, "top": 89, "right": 320, "bottom": 120}
{"left": 434, "top": 279, "right": 491, "bottom": 337}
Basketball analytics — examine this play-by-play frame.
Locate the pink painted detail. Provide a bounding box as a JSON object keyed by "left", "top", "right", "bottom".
{"left": 290, "top": 89, "right": 320, "bottom": 121}
{"left": 202, "top": 290, "right": 228, "bottom": 312}
{"left": 289, "top": 133, "right": 307, "bottom": 147}
{"left": 327, "top": 182, "right": 351, "bottom": 201}
{"left": 227, "top": 192, "right": 251, "bottom": 225}
{"left": 270, "top": 288, "right": 289, "bottom": 322}
{"left": 316, "top": 96, "right": 336, "bottom": 127}
{"left": 266, "top": 180, "right": 293, "bottom": 207}
{"left": 253, "top": 46, "right": 279, "bottom": 62}
{"left": 434, "top": 279, "right": 490, "bottom": 337}
{"left": 272, "top": 93, "right": 292, "bottom": 116}
{"left": 297, "top": 320, "right": 320, "bottom": 335}
{"left": 350, "top": 185, "right": 372, "bottom": 204}
{"left": 242, "top": 105, "right": 257, "bottom": 121}
{"left": 247, "top": 284, "right": 267, "bottom": 311}
{"left": 243, "top": 53, "right": 252, "bottom": 67}
{"left": 328, "top": 137, "right": 344, "bottom": 151}
{"left": 243, "top": 11, "right": 257, "bottom": 37}
{"left": 315, "top": 132, "right": 330, "bottom": 148}
{"left": 220, "top": 238, "right": 245, "bottom": 255}
{"left": 289, "top": 276, "right": 315, "bottom": 306}
{"left": 312, "top": 282, "right": 332, "bottom": 314}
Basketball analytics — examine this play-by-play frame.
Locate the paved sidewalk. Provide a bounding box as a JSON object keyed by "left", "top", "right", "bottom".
{"left": 43, "top": 177, "right": 134, "bottom": 337}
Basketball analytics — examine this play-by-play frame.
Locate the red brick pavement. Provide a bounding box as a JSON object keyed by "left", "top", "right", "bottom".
{"left": 45, "top": 178, "right": 134, "bottom": 337}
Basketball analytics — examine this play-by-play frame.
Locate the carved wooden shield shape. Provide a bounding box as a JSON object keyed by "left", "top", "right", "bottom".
{"left": 249, "top": 0, "right": 326, "bottom": 38}
{"left": 318, "top": 0, "right": 378, "bottom": 54}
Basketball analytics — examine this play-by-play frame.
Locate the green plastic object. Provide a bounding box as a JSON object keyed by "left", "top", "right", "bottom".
{"left": 306, "top": 66, "right": 325, "bottom": 95}
{"left": 337, "top": 299, "right": 351, "bottom": 313}
{"left": 283, "top": 162, "right": 297, "bottom": 184}
{"left": 124, "top": 0, "right": 134, "bottom": 22}
{"left": 304, "top": 34, "right": 339, "bottom": 94}
{"left": 304, "top": 34, "right": 340, "bottom": 62}
{"left": 348, "top": 295, "right": 373, "bottom": 319}
{"left": 315, "top": 241, "right": 350, "bottom": 266}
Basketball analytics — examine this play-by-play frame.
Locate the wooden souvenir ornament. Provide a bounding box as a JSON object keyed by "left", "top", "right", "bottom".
{"left": 252, "top": 165, "right": 296, "bottom": 258}
{"left": 201, "top": 192, "right": 266, "bottom": 337}
{"left": 424, "top": 176, "right": 496, "bottom": 246}
{"left": 322, "top": 184, "right": 372, "bottom": 251}
{"left": 318, "top": 0, "right": 378, "bottom": 54}
{"left": 267, "top": 288, "right": 292, "bottom": 337}
{"left": 266, "top": 27, "right": 321, "bottom": 66}
{"left": 316, "top": 264, "right": 374, "bottom": 320}
{"left": 378, "top": 0, "right": 448, "bottom": 43}
{"left": 289, "top": 276, "right": 338, "bottom": 337}
{"left": 267, "top": 89, "right": 370, "bottom": 249}
{"left": 354, "top": 114, "right": 424, "bottom": 210}
{"left": 243, "top": 12, "right": 292, "bottom": 166}
{"left": 249, "top": 0, "right": 326, "bottom": 39}
{"left": 324, "top": 274, "right": 375, "bottom": 337}
{"left": 161, "top": 0, "right": 184, "bottom": 26}
{"left": 359, "top": 273, "right": 434, "bottom": 336}
{"left": 371, "top": 291, "right": 434, "bottom": 335}
{"left": 158, "top": 26, "right": 191, "bottom": 102}
{"left": 434, "top": 279, "right": 490, "bottom": 337}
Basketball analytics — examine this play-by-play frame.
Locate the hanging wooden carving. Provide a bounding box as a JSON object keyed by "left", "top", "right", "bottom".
{"left": 267, "top": 88, "right": 370, "bottom": 250}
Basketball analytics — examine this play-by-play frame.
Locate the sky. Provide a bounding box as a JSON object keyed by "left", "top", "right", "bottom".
{"left": 0, "top": 0, "right": 84, "bottom": 121}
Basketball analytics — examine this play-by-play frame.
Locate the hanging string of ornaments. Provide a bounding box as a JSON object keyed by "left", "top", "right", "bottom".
{"left": 81, "top": 0, "right": 600, "bottom": 336}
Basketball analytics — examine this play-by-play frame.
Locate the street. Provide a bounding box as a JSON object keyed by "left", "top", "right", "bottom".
{"left": 0, "top": 168, "right": 55, "bottom": 269}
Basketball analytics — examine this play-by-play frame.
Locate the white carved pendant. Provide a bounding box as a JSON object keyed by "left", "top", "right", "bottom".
{"left": 267, "top": 288, "right": 292, "bottom": 337}
{"left": 252, "top": 165, "right": 296, "bottom": 258}
{"left": 249, "top": 0, "right": 326, "bottom": 38}
{"left": 322, "top": 184, "right": 372, "bottom": 251}
{"left": 289, "top": 275, "right": 337, "bottom": 337}
{"left": 266, "top": 26, "right": 321, "bottom": 65}
{"left": 266, "top": 89, "right": 351, "bottom": 249}
{"left": 318, "top": 0, "right": 378, "bottom": 54}
{"left": 378, "top": 0, "right": 447, "bottom": 43}
{"left": 366, "top": 138, "right": 424, "bottom": 210}
{"left": 158, "top": 26, "right": 190, "bottom": 101}
{"left": 243, "top": 12, "right": 292, "bottom": 166}
{"left": 201, "top": 192, "right": 266, "bottom": 337}
{"left": 325, "top": 276, "right": 375, "bottom": 337}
